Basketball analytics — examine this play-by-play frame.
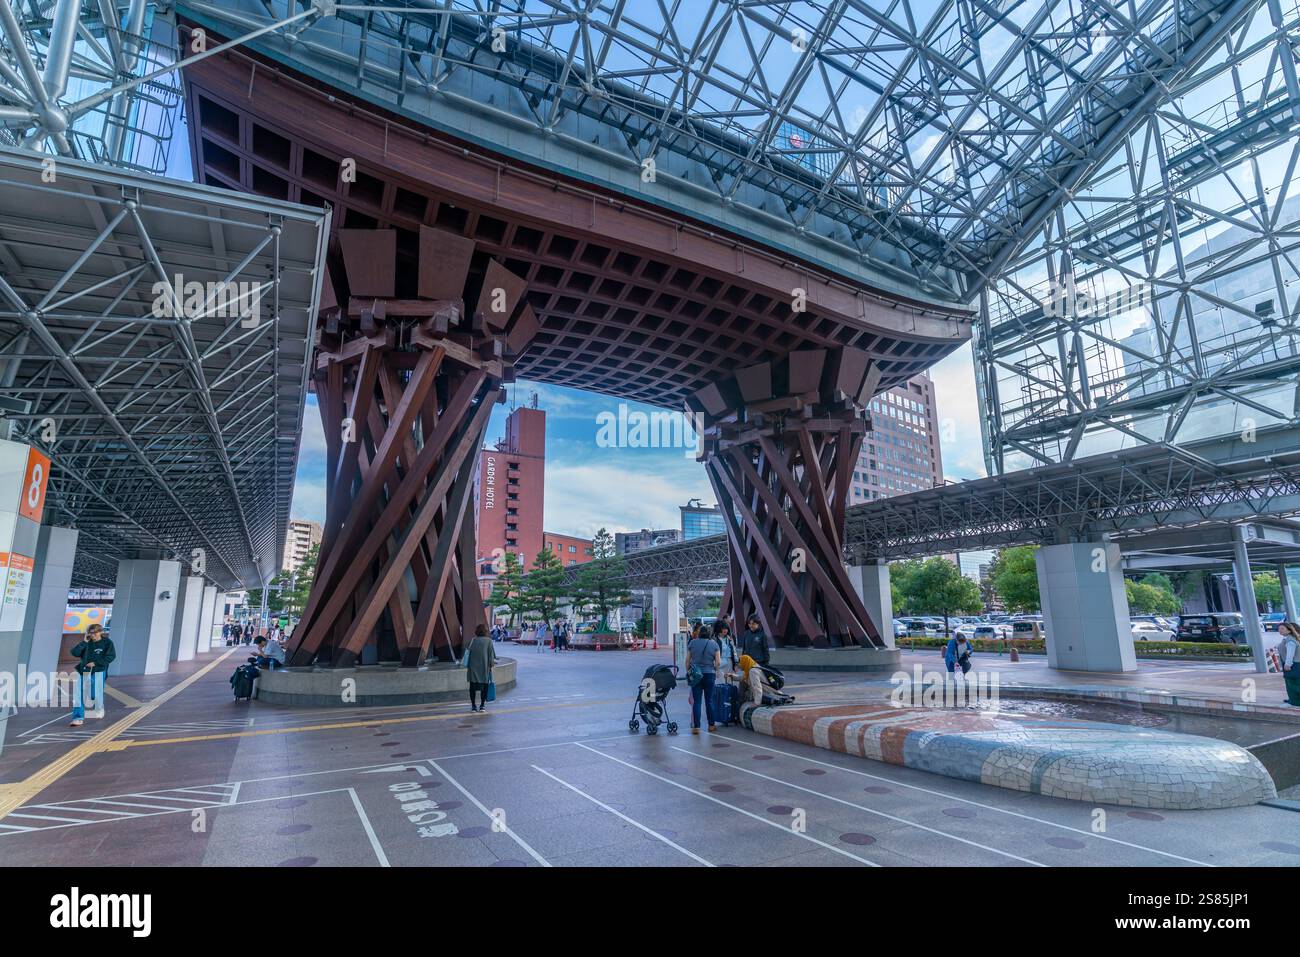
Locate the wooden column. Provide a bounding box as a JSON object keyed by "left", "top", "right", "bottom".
{"left": 687, "top": 347, "right": 886, "bottom": 649}
{"left": 289, "top": 228, "right": 537, "bottom": 666}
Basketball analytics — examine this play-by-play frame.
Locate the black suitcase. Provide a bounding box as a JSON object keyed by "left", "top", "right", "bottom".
{"left": 230, "top": 664, "right": 258, "bottom": 700}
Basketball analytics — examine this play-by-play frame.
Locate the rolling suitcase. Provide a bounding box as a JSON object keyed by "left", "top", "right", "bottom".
{"left": 710, "top": 680, "right": 739, "bottom": 726}
{"left": 230, "top": 664, "right": 258, "bottom": 701}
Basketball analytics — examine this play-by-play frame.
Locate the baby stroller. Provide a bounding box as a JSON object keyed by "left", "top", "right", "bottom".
{"left": 629, "top": 664, "right": 679, "bottom": 735}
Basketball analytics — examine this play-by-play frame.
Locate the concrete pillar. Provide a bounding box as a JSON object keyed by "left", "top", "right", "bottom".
{"left": 847, "top": 561, "right": 894, "bottom": 648}
{"left": 170, "top": 575, "right": 205, "bottom": 662}
{"left": 652, "top": 584, "right": 681, "bottom": 662}
{"left": 1233, "top": 529, "right": 1267, "bottom": 674}
{"left": 18, "top": 525, "right": 78, "bottom": 676}
{"left": 110, "top": 559, "right": 182, "bottom": 675}
{"left": 1278, "top": 564, "right": 1299, "bottom": 623}
{"left": 1036, "top": 541, "right": 1137, "bottom": 672}
{"left": 0, "top": 439, "right": 49, "bottom": 755}
{"left": 197, "top": 585, "right": 218, "bottom": 653}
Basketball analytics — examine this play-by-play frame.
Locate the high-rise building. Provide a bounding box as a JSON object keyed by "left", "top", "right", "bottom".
{"left": 615, "top": 528, "right": 682, "bottom": 555}
{"left": 543, "top": 532, "right": 594, "bottom": 567}
{"left": 850, "top": 373, "right": 943, "bottom": 503}
{"left": 681, "top": 500, "right": 726, "bottom": 540}
{"left": 475, "top": 403, "right": 547, "bottom": 598}
{"left": 283, "top": 518, "right": 322, "bottom": 572}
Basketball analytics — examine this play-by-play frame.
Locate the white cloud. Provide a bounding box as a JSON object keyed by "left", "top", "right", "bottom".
{"left": 544, "top": 457, "right": 712, "bottom": 538}
{"left": 930, "top": 343, "right": 988, "bottom": 480}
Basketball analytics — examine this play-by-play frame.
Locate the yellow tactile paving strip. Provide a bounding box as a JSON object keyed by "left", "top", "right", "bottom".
{"left": 0, "top": 649, "right": 238, "bottom": 822}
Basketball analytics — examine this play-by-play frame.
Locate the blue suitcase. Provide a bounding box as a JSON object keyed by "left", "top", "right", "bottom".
{"left": 710, "top": 681, "right": 739, "bottom": 726}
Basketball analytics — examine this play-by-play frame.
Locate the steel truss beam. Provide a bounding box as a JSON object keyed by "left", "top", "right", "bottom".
{"left": 0, "top": 148, "right": 327, "bottom": 590}
{"left": 978, "top": 1, "right": 1300, "bottom": 474}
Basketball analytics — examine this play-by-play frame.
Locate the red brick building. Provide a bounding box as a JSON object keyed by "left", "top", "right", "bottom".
{"left": 475, "top": 404, "right": 546, "bottom": 599}
{"left": 542, "top": 532, "right": 594, "bottom": 567}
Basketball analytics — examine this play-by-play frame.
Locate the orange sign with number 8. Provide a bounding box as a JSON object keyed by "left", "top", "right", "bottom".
{"left": 19, "top": 446, "right": 49, "bottom": 522}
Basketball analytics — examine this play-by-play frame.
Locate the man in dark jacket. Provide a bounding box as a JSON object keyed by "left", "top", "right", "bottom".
{"left": 740, "top": 614, "right": 770, "bottom": 666}
{"left": 69, "top": 623, "right": 116, "bottom": 726}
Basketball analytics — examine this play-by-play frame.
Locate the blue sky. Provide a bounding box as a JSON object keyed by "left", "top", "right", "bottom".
{"left": 289, "top": 343, "right": 986, "bottom": 537}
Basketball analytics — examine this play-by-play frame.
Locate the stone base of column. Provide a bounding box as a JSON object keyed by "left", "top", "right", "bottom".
{"left": 767, "top": 646, "right": 901, "bottom": 672}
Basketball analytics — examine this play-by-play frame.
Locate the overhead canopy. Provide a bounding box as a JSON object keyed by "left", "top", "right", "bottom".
{"left": 0, "top": 147, "right": 330, "bottom": 589}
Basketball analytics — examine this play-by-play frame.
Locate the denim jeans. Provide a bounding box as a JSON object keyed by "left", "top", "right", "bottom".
{"left": 690, "top": 672, "right": 717, "bottom": 728}
{"left": 72, "top": 670, "right": 105, "bottom": 719}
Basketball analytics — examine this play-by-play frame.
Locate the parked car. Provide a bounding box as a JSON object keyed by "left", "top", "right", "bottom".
{"left": 972, "top": 624, "right": 1001, "bottom": 641}
{"left": 1011, "top": 619, "right": 1044, "bottom": 640}
{"left": 900, "top": 617, "right": 941, "bottom": 637}
{"left": 1131, "top": 620, "right": 1176, "bottom": 642}
{"left": 892, "top": 619, "right": 908, "bottom": 640}
{"left": 1176, "top": 613, "right": 1246, "bottom": 644}
{"left": 1262, "top": 613, "right": 1287, "bottom": 632}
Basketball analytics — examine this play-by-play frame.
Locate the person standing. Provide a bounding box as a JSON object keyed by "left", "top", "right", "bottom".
{"left": 685, "top": 623, "right": 722, "bottom": 734}
{"left": 242, "top": 621, "right": 255, "bottom": 645}
{"left": 221, "top": 619, "right": 233, "bottom": 646}
{"left": 715, "top": 620, "right": 737, "bottom": 670}
{"left": 1279, "top": 621, "right": 1300, "bottom": 706}
{"left": 740, "top": 614, "right": 769, "bottom": 667}
{"left": 464, "top": 624, "right": 497, "bottom": 712}
{"left": 68, "top": 624, "right": 116, "bottom": 727}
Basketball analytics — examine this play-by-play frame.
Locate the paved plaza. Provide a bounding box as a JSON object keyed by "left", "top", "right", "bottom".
{"left": 1, "top": 647, "right": 1297, "bottom": 867}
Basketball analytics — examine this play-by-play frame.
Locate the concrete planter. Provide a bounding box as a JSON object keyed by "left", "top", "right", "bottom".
{"left": 255, "top": 657, "right": 517, "bottom": 706}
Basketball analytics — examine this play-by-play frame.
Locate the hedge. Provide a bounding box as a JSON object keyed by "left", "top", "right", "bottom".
{"left": 900, "top": 637, "right": 1252, "bottom": 658}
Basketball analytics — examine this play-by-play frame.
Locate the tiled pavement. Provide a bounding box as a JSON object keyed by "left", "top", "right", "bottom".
{"left": 0, "top": 646, "right": 1297, "bottom": 866}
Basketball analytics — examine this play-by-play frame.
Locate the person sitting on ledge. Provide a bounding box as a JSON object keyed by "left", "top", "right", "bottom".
{"left": 254, "top": 636, "right": 286, "bottom": 671}
{"left": 735, "top": 654, "right": 792, "bottom": 707}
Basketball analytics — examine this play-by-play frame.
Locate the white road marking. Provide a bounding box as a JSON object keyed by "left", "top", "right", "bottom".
{"left": 426, "top": 758, "right": 551, "bottom": 867}
{"left": 530, "top": 764, "right": 713, "bottom": 866}
{"left": 675, "top": 746, "right": 1046, "bottom": 866}
{"left": 714, "top": 733, "right": 1215, "bottom": 867}
{"left": 347, "top": 788, "right": 389, "bottom": 867}
{"left": 574, "top": 742, "right": 879, "bottom": 866}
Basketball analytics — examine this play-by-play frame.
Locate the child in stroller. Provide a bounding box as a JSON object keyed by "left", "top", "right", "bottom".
{"left": 629, "top": 663, "right": 680, "bottom": 735}
{"left": 737, "top": 655, "right": 795, "bottom": 707}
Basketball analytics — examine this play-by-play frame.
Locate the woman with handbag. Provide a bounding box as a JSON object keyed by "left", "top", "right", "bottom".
{"left": 685, "top": 623, "right": 722, "bottom": 734}
{"left": 464, "top": 623, "right": 497, "bottom": 713}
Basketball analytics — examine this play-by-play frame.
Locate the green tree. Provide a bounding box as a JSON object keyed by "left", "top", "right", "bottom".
{"left": 903, "top": 557, "right": 982, "bottom": 632}
{"left": 487, "top": 551, "right": 528, "bottom": 628}
{"left": 571, "top": 528, "right": 632, "bottom": 631}
{"left": 1126, "top": 580, "right": 1180, "bottom": 615}
{"left": 989, "top": 546, "right": 1040, "bottom": 612}
{"left": 888, "top": 559, "right": 926, "bottom": 615}
{"left": 522, "top": 547, "right": 568, "bottom": 623}
{"left": 1252, "top": 572, "right": 1282, "bottom": 610}
{"left": 247, "top": 544, "right": 318, "bottom": 622}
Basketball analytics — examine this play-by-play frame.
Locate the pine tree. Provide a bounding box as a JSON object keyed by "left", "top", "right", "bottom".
{"left": 487, "top": 551, "right": 527, "bottom": 627}
{"left": 522, "top": 547, "right": 568, "bottom": 623}
{"left": 571, "top": 528, "right": 631, "bottom": 632}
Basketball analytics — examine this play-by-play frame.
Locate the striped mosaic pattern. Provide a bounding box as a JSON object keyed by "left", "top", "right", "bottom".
{"left": 740, "top": 702, "right": 1276, "bottom": 810}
